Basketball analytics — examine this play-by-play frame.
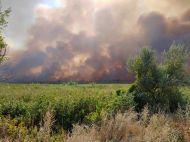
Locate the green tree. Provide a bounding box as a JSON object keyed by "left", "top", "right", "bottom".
{"left": 0, "top": 7, "right": 10, "bottom": 64}
{"left": 128, "top": 43, "right": 189, "bottom": 112}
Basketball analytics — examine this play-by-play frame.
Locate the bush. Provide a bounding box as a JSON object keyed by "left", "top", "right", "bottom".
{"left": 54, "top": 98, "right": 98, "bottom": 131}
{"left": 127, "top": 43, "right": 189, "bottom": 112}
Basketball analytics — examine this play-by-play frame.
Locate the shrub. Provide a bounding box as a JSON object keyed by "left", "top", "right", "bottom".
{"left": 54, "top": 98, "right": 97, "bottom": 131}
{"left": 127, "top": 43, "right": 189, "bottom": 112}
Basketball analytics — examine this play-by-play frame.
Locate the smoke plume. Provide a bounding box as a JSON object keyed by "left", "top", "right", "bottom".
{"left": 0, "top": 0, "right": 190, "bottom": 82}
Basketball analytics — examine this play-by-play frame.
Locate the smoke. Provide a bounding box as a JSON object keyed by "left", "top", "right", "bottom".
{"left": 2, "top": 0, "right": 42, "bottom": 49}
{"left": 0, "top": 0, "right": 190, "bottom": 82}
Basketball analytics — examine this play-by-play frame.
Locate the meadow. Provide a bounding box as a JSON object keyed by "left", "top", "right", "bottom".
{"left": 0, "top": 83, "right": 190, "bottom": 141}
{"left": 0, "top": 83, "right": 131, "bottom": 139}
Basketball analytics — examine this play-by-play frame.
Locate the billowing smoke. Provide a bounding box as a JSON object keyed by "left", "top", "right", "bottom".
{"left": 0, "top": 0, "right": 190, "bottom": 83}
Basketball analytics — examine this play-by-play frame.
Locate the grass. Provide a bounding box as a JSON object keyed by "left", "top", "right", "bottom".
{"left": 66, "top": 107, "right": 190, "bottom": 142}
{"left": 0, "top": 83, "right": 128, "bottom": 99}
{"left": 0, "top": 83, "right": 131, "bottom": 133}
{"left": 0, "top": 83, "right": 189, "bottom": 141}
{"left": 1, "top": 107, "right": 190, "bottom": 142}
{"left": 0, "top": 83, "right": 189, "bottom": 98}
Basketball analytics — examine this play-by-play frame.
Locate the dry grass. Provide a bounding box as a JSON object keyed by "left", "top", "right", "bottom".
{"left": 37, "top": 108, "right": 55, "bottom": 142}
{"left": 0, "top": 107, "right": 190, "bottom": 142}
{"left": 66, "top": 107, "right": 190, "bottom": 142}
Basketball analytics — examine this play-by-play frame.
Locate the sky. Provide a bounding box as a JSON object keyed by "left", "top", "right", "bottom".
{"left": 0, "top": 0, "right": 190, "bottom": 82}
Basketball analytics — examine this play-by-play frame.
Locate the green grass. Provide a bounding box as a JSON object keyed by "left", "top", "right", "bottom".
{"left": 0, "top": 83, "right": 128, "bottom": 99}
{"left": 0, "top": 83, "right": 189, "bottom": 140}
{"left": 0, "top": 83, "right": 189, "bottom": 131}
{"left": 0, "top": 83, "right": 129, "bottom": 107}
{"left": 0, "top": 83, "right": 188, "bottom": 98}
{"left": 0, "top": 83, "right": 131, "bottom": 131}
{"left": 181, "top": 86, "right": 190, "bottom": 97}
{"left": 0, "top": 83, "right": 129, "bottom": 110}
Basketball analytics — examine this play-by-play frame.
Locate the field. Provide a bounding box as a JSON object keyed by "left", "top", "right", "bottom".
{"left": 0, "top": 84, "right": 130, "bottom": 137}
{"left": 0, "top": 83, "right": 129, "bottom": 125}
{"left": 0, "top": 83, "right": 128, "bottom": 99}
{"left": 0, "top": 83, "right": 190, "bottom": 141}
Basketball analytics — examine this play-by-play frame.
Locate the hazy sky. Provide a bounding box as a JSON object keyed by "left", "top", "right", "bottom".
{"left": 0, "top": 0, "right": 190, "bottom": 82}
{"left": 3, "top": 0, "right": 189, "bottom": 50}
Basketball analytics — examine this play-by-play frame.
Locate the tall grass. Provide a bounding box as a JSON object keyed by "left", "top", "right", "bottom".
{"left": 1, "top": 106, "right": 190, "bottom": 142}
{"left": 0, "top": 84, "right": 190, "bottom": 141}
{"left": 66, "top": 107, "right": 190, "bottom": 142}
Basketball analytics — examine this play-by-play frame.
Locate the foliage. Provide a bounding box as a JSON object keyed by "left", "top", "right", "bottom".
{"left": 128, "top": 43, "right": 189, "bottom": 112}
{"left": 0, "top": 36, "right": 7, "bottom": 62}
{"left": 1, "top": 106, "right": 190, "bottom": 142}
{"left": 0, "top": 8, "right": 11, "bottom": 63}
{"left": 0, "top": 84, "right": 131, "bottom": 132}
{"left": 0, "top": 117, "right": 28, "bottom": 139}
{"left": 0, "top": 84, "right": 189, "bottom": 141}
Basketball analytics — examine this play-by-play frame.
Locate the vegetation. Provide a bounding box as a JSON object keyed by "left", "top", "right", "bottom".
{"left": 0, "top": 83, "right": 189, "bottom": 141}
{"left": 65, "top": 107, "right": 190, "bottom": 142}
{"left": 0, "top": 7, "right": 10, "bottom": 63}
{"left": 0, "top": 101, "right": 190, "bottom": 141}
{"left": 128, "top": 43, "right": 189, "bottom": 112}
{"left": 0, "top": 1, "right": 190, "bottom": 141}
{"left": 0, "top": 44, "right": 190, "bottom": 141}
{"left": 0, "top": 84, "right": 131, "bottom": 131}
{"left": 0, "top": 13, "right": 189, "bottom": 139}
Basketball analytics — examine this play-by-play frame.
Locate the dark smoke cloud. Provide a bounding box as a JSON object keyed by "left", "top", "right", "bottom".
{"left": 0, "top": 0, "right": 190, "bottom": 82}
{"left": 138, "top": 11, "right": 190, "bottom": 51}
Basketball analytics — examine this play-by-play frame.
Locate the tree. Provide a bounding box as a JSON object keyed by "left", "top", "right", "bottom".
{"left": 0, "top": 7, "right": 10, "bottom": 64}
{"left": 127, "top": 43, "right": 189, "bottom": 112}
